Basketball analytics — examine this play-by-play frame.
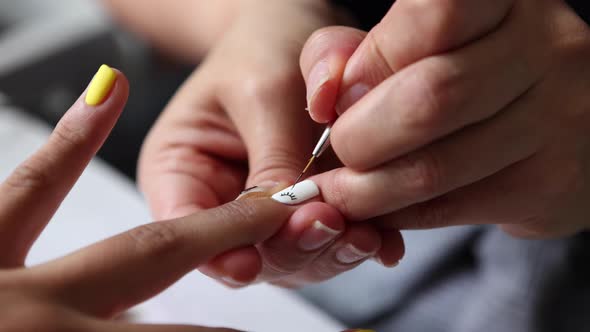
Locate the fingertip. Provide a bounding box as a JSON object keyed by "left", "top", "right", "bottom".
{"left": 289, "top": 202, "right": 345, "bottom": 234}
{"left": 375, "top": 229, "right": 405, "bottom": 267}
{"left": 346, "top": 224, "right": 382, "bottom": 254}
{"left": 207, "top": 247, "right": 262, "bottom": 285}
{"left": 301, "top": 27, "right": 366, "bottom": 123}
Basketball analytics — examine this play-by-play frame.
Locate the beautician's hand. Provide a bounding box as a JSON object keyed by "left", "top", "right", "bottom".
{"left": 0, "top": 66, "right": 292, "bottom": 331}
{"left": 302, "top": 0, "right": 590, "bottom": 238}
{"left": 138, "top": 1, "right": 404, "bottom": 288}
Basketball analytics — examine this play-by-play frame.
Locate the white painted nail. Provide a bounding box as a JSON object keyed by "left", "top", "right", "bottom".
{"left": 336, "top": 244, "right": 373, "bottom": 264}
{"left": 271, "top": 180, "right": 320, "bottom": 205}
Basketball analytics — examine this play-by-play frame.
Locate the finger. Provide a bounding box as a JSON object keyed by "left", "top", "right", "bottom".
{"left": 33, "top": 197, "right": 292, "bottom": 317}
{"left": 0, "top": 65, "right": 128, "bottom": 267}
{"left": 375, "top": 151, "right": 570, "bottom": 238}
{"left": 337, "top": 0, "right": 515, "bottom": 112}
{"left": 332, "top": 8, "right": 547, "bottom": 170}
{"left": 91, "top": 319, "right": 239, "bottom": 332}
{"left": 300, "top": 26, "right": 366, "bottom": 123}
{"left": 219, "top": 65, "right": 316, "bottom": 188}
{"left": 204, "top": 247, "right": 263, "bottom": 287}
{"left": 374, "top": 229, "right": 405, "bottom": 267}
{"left": 138, "top": 75, "right": 248, "bottom": 219}
{"left": 313, "top": 84, "right": 543, "bottom": 221}
{"left": 274, "top": 223, "right": 382, "bottom": 287}
{"left": 256, "top": 202, "right": 345, "bottom": 281}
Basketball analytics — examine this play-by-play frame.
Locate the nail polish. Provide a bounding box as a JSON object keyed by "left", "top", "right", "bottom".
{"left": 336, "top": 83, "right": 370, "bottom": 115}
{"left": 85, "top": 64, "right": 117, "bottom": 106}
{"left": 298, "top": 220, "right": 341, "bottom": 252}
{"left": 235, "top": 186, "right": 266, "bottom": 200}
{"left": 271, "top": 180, "right": 320, "bottom": 205}
{"left": 336, "top": 244, "right": 372, "bottom": 264}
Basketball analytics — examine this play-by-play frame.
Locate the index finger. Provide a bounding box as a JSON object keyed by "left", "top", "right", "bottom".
{"left": 0, "top": 65, "right": 129, "bottom": 267}
{"left": 33, "top": 197, "right": 292, "bottom": 317}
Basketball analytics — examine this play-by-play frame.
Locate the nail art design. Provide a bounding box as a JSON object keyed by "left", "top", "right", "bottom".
{"left": 235, "top": 186, "right": 266, "bottom": 200}
{"left": 271, "top": 180, "right": 319, "bottom": 205}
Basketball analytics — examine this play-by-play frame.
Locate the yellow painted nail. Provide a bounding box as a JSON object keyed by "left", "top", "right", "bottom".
{"left": 85, "top": 64, "right": 117, "bottom": 106}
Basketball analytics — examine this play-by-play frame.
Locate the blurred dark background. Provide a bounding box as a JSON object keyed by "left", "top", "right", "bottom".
{"left": 0, "top": 0, "right": 192, "bottom": 180}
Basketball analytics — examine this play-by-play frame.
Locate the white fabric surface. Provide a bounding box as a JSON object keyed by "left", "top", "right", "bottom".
{"left": 0, "top": 106, "right": 342, "bottom": 332}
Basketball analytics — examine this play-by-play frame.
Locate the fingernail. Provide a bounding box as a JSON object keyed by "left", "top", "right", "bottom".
{"left": 307, "top": 60, "right": 330, "bottom": 106}
{"left": 271, "top": 180, "right": 320, "bottom": 205}
{"left": 221, "top": 276, "right": 248, "bottom": 288}
{"left": 336, "top": 244, "right": 373, "bottom": 264}
{"left": 298, "top": 220, "right": 341, "bottom": 251}
{"left": 85, "top": 64, "right": 117, "bottom": 106}
{"left": 235, "top": 186, "right": 267, "bottom": 200}
{"left": 336, "top": 83, "right": 370, "bottom": 115}
{"left": 373, "top": 256, "right": 399, "bottom": 268}
{"left": 235, "top": 181, "right": 280, "bottom": 200}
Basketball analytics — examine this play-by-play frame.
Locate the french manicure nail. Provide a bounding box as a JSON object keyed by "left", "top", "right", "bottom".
{"left": 221, "top": 276, "right": 248, "bottom": 287}
{"left": 336, "top": 83, "right": 370, "bottom": 115}
{"left": 85, "top": 64, "right": 117, "bottom": 106}
{"left": 271, "top": 180, "right": 320, "bottom": 205}
{"left": 307, "top": 60, "right": 331, "bottom": 106}
{"left": 336, "top": 244, "right": 373, "bottom": 264}
{"left": 298, "top": 220, "right": 341, "bottom": 252}
{"left": 373, "top": 256, "right": 400, "bottom": 268}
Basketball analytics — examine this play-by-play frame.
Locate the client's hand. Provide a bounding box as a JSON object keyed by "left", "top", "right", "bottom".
{"left": 0, "top": 66, "right": 288, "bottom": 331}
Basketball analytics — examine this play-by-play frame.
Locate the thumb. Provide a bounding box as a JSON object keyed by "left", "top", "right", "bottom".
{"left": 337, "top": 0, "right": 514, "bottom": 113}
{"left": 229, "top": 76, "right": 318, "bottom": 188}
{"left": 300, "top": 26, "right": 366, "bottom": 123}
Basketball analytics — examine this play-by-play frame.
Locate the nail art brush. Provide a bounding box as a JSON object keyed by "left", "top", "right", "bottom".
{"left": 292, "top": 124, "right": 332, "bottom": 189}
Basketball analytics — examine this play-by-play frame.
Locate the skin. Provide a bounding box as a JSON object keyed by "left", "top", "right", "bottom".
{"left": 301, "top": 0, "right": 590, "bottom": 238}
{"left": 0, "top": 70, "right": 345, "bottom": 330}
{"left": 125, "top": 0, "right": 404, "bottom": 288}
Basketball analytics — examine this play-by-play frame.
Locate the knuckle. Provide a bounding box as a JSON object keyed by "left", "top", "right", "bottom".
{"left": 126, "top": 222, "right": 182, "bottom": 257}
{"left": 330, "top": 169, "right": 356, "bottom": 219}
{"left": 249, "top": 149, "right": 306, "bottom": 183}
{"left": 403, "top": 62, "right": 456, "bottom": 132}
{"left": 4, "top": 159, "right": 53, "bottom": 191}
{"left": 239, "top": 69, "right": 303, "bottom": 108}
{"left": 405, "top": 0, "right": 462, "bottom": 42}
{"left": 364, "top": 26, "right": 396, "bottom": 74}
{"left": 411, "top": 199, "right": 453, "bottom": 229}
{"left": 400, "top": 152, "right": 443, "bottom": 198}
{"left": 50, "top": 121, "right": 88, "bottom": 152}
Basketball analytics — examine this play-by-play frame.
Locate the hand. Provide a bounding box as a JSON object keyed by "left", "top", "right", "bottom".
{"left": 0, "top": 66, "right": 291, "bottom": 331}
{"left": 138, "top": 1, "right": 404, "bottom": 288}
{"left": 301, "top": 0, "right": 590, "bottom": 238}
